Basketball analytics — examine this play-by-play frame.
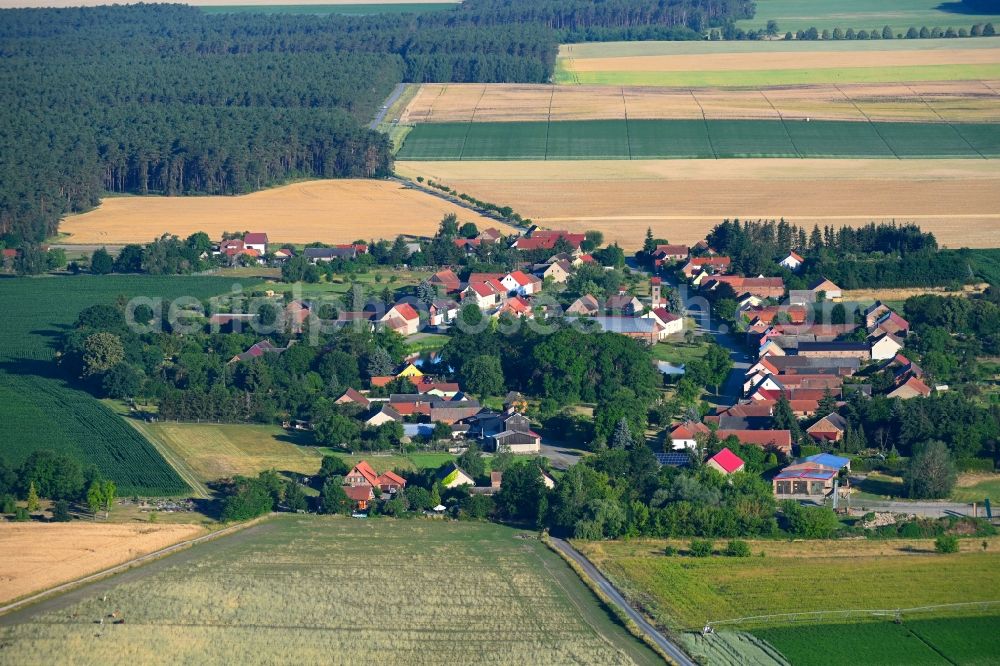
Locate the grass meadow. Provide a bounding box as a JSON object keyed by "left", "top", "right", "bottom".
{"left": 396, "top": 119, "right": 1000, "bottom": 160}
{"left": 573, "top": 537, "right": 1000, "bottom": 631}
{"left": 0, "top": 517, "right": 661, "bottom": 665}
{"left": 737, "top": 0, "right": 1000, "bottom": 33}
{"left": 555, "top": 63, "right": 1000, "bottom": 87}
{"left": 0, "top": 276, "right": 238, "bottom": 496}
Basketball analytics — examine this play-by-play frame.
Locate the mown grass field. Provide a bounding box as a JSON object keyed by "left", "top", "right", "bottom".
{"left": 755, "top": 615, "right": 1000, "bottom": 666}
{"left": 951, "top": 474, "right": 1000, "bottom": 503}
{"left": 397, "top": 119, "right": 1000, "bottom": 160}
{"left": 737, "top": 0, "right": 1000, "bottom": 33}
{"left": 0, "top": 276, "right": 237, "bottom": 495}
{"left": 574, "top": 537, "right": 1000, "bottom": 631}
{"left": 0, "top": 517, "right": 661, "bottom": 665}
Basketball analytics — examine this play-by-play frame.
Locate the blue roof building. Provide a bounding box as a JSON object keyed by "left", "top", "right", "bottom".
{"left": 804, "top": 453, "right": 851, "bottom": 471}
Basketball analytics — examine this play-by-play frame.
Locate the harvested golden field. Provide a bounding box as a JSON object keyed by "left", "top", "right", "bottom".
{"left": 60, "top": 180, "right": 504, "bottom": 245}
{"left": 567, "top": 48, "right": 1000, "bottom": 74}
{"left": 0, "top": 522, "right": 204, "bottom": 604}
{"left": 401, "top": 81, "right": 1000, "bottom": 123}
{"left": 841, "top": 284, "right": 988, "bottom": 302}
{"left": 396, "top": 159, "right": 1000, "bottom": 250}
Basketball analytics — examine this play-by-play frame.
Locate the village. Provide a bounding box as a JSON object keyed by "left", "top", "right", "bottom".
{"left": 201, "top": 222, "right": 952, "bottom": 516}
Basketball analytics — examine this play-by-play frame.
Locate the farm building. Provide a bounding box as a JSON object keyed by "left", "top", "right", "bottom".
{"left": 806, "top": 412, "right": 848, "bottom": 443}
{"left": 706, "top": 448, "right": 745, "bottom": 475}
{"left": 772, "top": 468, "right": 836, "bottom": 497}
{"left": 438, "top": 463, "right": 475, "bottom": 489}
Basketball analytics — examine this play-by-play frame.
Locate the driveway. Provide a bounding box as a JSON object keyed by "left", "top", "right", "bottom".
{"left": 539, "top": 443, "right": 586, "bottom": 470}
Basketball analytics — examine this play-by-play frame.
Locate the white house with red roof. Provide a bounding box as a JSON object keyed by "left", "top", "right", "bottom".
{"left": 462, "top": 281, "right": 502, "bottom": 309}
{"left": 243, "top": 232, "right": 269, "bottom": 254}
{"left": 501, "top": 270, "right": 541, "bottom": 296}
{"left": 642, "top": 307, "right": 683, "bottom": 338}
{"left": 706, "top": 448, "right": 745, "bottom": 475}
{"left": 779, "top": 250, "right": 804, "bottom": 271}
{"left": 380, "top": 302, "right": 421, "bottom": 336}
{"left": 668, "top": 421, "right": 711, "bottom": 450}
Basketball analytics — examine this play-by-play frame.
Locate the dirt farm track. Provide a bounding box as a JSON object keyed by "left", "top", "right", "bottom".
{"left": 396, "top": 159, "right": 1000, "bottom": 250}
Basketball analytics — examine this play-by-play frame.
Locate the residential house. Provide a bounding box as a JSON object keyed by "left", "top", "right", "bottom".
{"left": 888, "top": 376, "right": 931, "bottom": 400}
{"left": 366, "top": 405, "right": 403, "bottom": 427}
{"left": 335, "top": 387, "right": 370, "bottom": 410}
{"left": 642, "top": 308, "right": 683, "bottom": 337}
{"left": 540, "top": 470, "right": 556, "bottom": 489}
{"left": 380, "top": 303, "right": 421, "bottom": 336}
{"left": 566, "top": 294, "right": 601, "bottom": 316}
{"left": 541, "top": 260, "right": 572, "bottom": 284}
{"left": 502, "top": 270, "right": 541, "bottom": 296}
{"left": 243, "top": 232, "right": 268, "bottom": 254}
{"left": 415, "top": 381, "right": 461, "bottom": 398}
{"left": 779, "top": 251, "right": 804, "bottom": 271}
{"left": 574, "top": 316, "right": 663, "bottom": 345}
{"left": 706, "top": 448, "right": 745, "bottom": 475}
{"left": 272, "top": 248, "right": 294, "bottom": 261}
{"left": 869, "top": 331, "right": 904, "bottom": 361}
{"left": 809, "top": 277, "right": 842, "bottom": 300}
{"left": 605, "top": 291, "right": 643, "bottom": 315}
{"left": 870, "top": 311, "right": 910, "bottom": 337}
{"left": 428, "top": 269, "right": 462, "bottom": 294}
{"left": 703, "top": 276, "right": 785, "bottom": 300}
{"left": 864, "top": 301, "right": 892, "bottom": 328}
{"left": 787, "top": 289, "right": 817, "bottom": 306}
{"left": 428, "top": 299, "right": 459, "bottom": 327}
{"left": 512, "top": 230, "right": 585, "bottom": 252}
{"left": 668, "top": 421, "right": 711, "bottom": 450}
{"left": 345, "top": 460, "right": 407, "bottom": 494}
{"left": 681, "top": 256, "right": 731, "bottom": 278}
{"left": 304, "top": 246, "right": 357, "bottom": 263}
{"left": 229, "top": 340, "right": 286, "bottom": 363}
{"left": 652, "top": 244, "right": 689, "bottom": 267}
{"left": 806, "top": 412, "right": 848, "bottom": 443}
{"left": 797, "top": 341, "right": 871, "bottom": 361}
{"left": 716, "top": 430, "right": 793, "bottom": 455}
{"left": 344, "top": 485, "right": 374, "bottom": 511}
{"left": 469, "top": 409, "right": 541, "bottom": 454}
{"left": 478, "top": 228, "right": 502, "bottom": 243}
{"left": 497, "top": 296, "right": 533, "bottom": 319}
{"left": 438, "top": 463, "right": 476, "bottom": 489}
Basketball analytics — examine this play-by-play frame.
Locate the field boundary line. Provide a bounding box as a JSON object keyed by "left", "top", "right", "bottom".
{"left": 545, "top": 85, "right": 555, "bottom": 160}
{"left": 906, "top": 83, "right": 986, "bottom": 159}
{"left": 127, "top": 418, "right": 211, "bottom": 499}
{"left": 621, "top": 87, "right": 633, "bottom": 160}
{"left": 689, "top": 90, "right": 718, "bottom": 159}
{"left": 907, "top": 625, "right": 959, "bottom": 666}
{"left": 0, "top": 516, "right": 268, "bottom": 618}
{"left": 833, "top": 84, "right": 900, "bottom": 159}
{"left": 459, "top": 85, "right": 488, "bottom": 160}
{"left": 759, "top": 88, "right": 802, "bottom": 158}
{"left": 704, "top": 600, "right": 1000, "bottom": 630}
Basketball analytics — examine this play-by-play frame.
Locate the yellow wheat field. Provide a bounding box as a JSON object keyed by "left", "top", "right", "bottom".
{"left": 402, "top": 81, "right": 1000, "bottom": 123}
{"left": 396, "top": 159, "right": 1000, "bottom": 250}
{"left": 0, "top": 522, "right": 205, "bottom": 604}
{"left": 60, "top": 180, "right": 506, "bottom": 245}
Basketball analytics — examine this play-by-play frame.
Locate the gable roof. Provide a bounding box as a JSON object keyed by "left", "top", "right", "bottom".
{"left": 244, "top": 232, "right": 268, "bottom": 244}
{"left": 506, "top": 270, "right": 537, "bottom": 287}
{"left": 351, "top": 461, "right": 380, "bottom": 487}
{"left": 389, "top": 303, "right": 419, "bottom": 321}
{"left": 708, "top": 447, "right": 745, "bottom": 474}
{"left": 807, "top": 412, "right": 848, "bottom": 433}
{"left": 377, "top": 470, "right": 406, "bottom": 486}
{"left": 337, "top": 387, "right": 370, "bottom": 408}
{"left": 809, "top": 277, "right": 841, "bottom": 292}
{"left": 344, "top": 485, "right": 374, "bottom": 501}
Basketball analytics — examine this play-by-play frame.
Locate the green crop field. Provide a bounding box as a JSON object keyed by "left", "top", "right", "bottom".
{"left": 396, "top": 119, "right": 1000, "bottom": 160}
{"left": 0, "top": 517, "right": 661, "bottom": 665}
{"left": 573, "top": 538, "right": 1000, "bottom": 631}
{"left": 755, "top": 615, "right": 1000, "bottom": 666}
{"left": 0, "top": 276, "right": 237, "bottom": 495}
{"left": 738, "top": 0, "right": 1000, "bottom": 33}
{"left": 555, "top": 63, "right": 1000, "bottom": 87}
{"left": 199, "top": 3, "right": 455, "bottom": 15}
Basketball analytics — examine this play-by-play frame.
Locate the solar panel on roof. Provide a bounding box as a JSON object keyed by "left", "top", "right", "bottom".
{"left": 656, "top": 452, "right": 690, "bottom": 467}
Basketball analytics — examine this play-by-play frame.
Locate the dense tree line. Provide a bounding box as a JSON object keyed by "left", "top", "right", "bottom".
{"left": 0, "top": 0, "right": 754, "bottom": 244}
{"left": 701, "top": 219, "right": 979, "bottom": 289}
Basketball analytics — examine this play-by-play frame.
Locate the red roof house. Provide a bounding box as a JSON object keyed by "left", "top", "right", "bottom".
{"left": 706, "top": 448, "right": 745, "bottom": 475}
